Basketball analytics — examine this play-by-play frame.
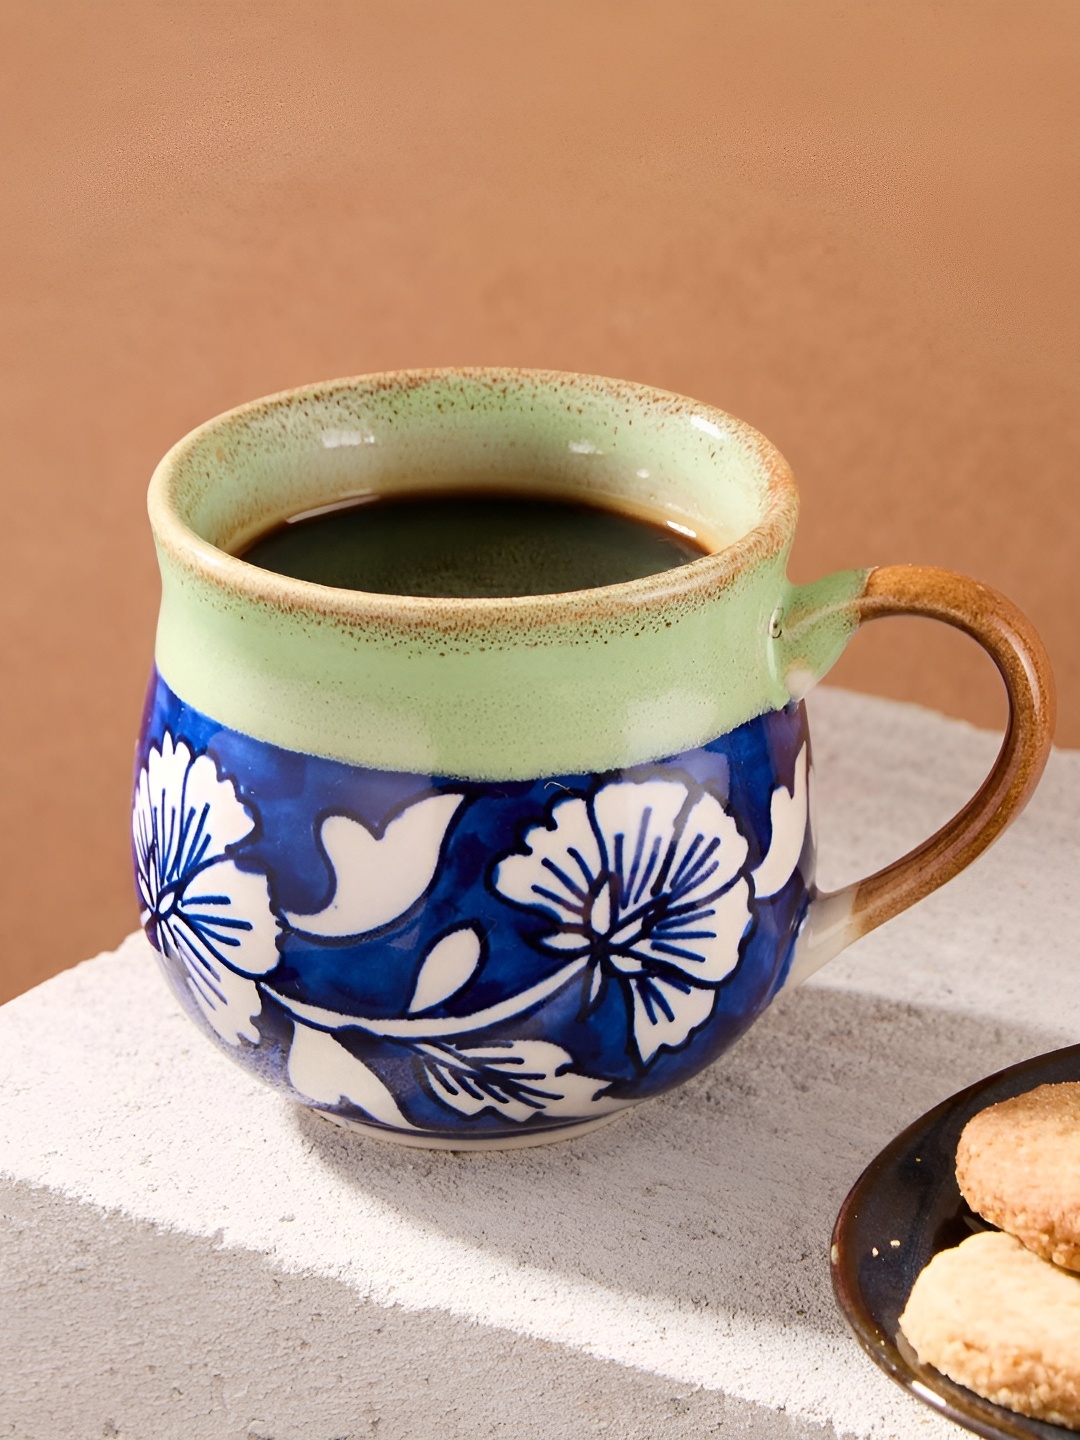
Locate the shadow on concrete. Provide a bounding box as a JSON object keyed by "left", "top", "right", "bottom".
{"left": 291, "top": 980, "right": 1056, "bottom": 1339}
{"left": 4, "top": 1181, "right": 848, "bottom": 1440}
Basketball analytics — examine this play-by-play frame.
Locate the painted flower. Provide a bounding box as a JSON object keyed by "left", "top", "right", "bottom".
{"left": 286, "top": 1024, "right": 619, "bottom": 1130}
{"left": 494, "top": 777, "right": 756, "bottom": 1065}
{"left": 414, "top": 1039, "right": 619, "bottom": 1123}
{"left": 133, "top": 732, "right": 280, "bottom": 1046}
{"left": 273, "top": 924, "right": 621, "bottom": 1128}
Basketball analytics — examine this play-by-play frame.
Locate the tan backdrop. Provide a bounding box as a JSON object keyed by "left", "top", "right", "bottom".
{"left": 2, "top": 1, "right": 1077, "bottom": 1004}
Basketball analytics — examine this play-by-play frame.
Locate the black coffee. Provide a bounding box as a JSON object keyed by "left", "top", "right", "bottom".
{"left": 239, "top": 490, "right": 709, "bottom": 598}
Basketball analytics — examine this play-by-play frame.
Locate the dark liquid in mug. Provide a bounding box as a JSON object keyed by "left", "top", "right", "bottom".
{"left": 239, "top": 490, "right": 710, "bottom": 597}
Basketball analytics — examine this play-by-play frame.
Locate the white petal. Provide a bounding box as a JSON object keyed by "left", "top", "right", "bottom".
{"left": 145, "top": 734, "right": 253, "bottom": 864}
{"left": 667, "top": 791, "right": 748, "bottom": 905}
{"left": 134, "top": 731, "right": 260, "bottom": 944}
{"left": 592, "top": 779, "right": 688, "bottom": 906}
{"left": 540, "top": 931, "right": 592, "bottom": 952}
{"left": 629, "top": 973, "right": 718, "bottom": 1065}
{"left": 181, "top": 958, "right": 262, "bottom": 1048}
{"left": 180, "top": 749, "right": 255, "bottom": 853}
{"left": 141, "top": 734, "right": 192, "bottom": 859}
{"left": 536, "top": 1071, "right": 626, "bottom": 1119}
{"left": 408, "top": 927, "right": 483, "bottom": 1013}
{"left": 421, "top": 1040, "right": 620, "bottom": 1124}
{"left": 589, "top": 883, "right": 612, "bottom": 934}
{"left": 143, "top": 731, "right": 187, "bottom": 802}
{"left": 634, "top": 877, "right": 751, "bottom": 984}
{"left": 176, "top": 858, "right": 281, "bottom": 977}
{"left": 458, "top": 1039, "right": 569, "bottom": 1073}
{"left": 494, "top": 796, "right": 602, "bottom": 921}
{"left": 132, "top": 765, "right": 153, "bottom": 859}
{"left": 287, "top": 1022, "right": 413, "bottom": 1130}
{"left": 132, "top": 771, "right": 159, "bottom": 908}
{"left": 286, "top": 793, "right": 464, "bottom": 937}
{"left": 752, "top": 744, "right": 809, "bottom": 898}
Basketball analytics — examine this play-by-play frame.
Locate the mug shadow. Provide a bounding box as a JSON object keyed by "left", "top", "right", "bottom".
{"left": 289, "top": 981, "right": 1057, "bottom": 1338}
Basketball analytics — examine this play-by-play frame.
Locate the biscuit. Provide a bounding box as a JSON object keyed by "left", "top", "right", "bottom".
{"left": 956, "top": 1081, "right": 1080, "bottom": 1270}
{"left": 899, "top": 1230, "right": 1080, "bottom": 1429}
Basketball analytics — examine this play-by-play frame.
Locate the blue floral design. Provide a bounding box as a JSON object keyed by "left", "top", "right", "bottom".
{"left": 133, "top": 732, "right": 280, "bottom": 1045}
{"left": 135, "top": 670, "right": 813, "bottom": 1140}
{"left": 492, "top": 777, "right": 756, "bottom": 1065}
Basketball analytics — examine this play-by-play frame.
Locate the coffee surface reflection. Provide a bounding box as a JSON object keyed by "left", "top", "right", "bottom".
{"left": 239, "top": 490, "right": 710, "bottom": 597}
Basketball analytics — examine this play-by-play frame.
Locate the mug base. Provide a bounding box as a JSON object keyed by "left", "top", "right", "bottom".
{"left": 311, "top": 1105, "right": 632, "bottom": 1151}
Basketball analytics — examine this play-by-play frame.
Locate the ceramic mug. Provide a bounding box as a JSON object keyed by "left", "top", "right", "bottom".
{"left": 135, "top": 369, "right": 1054, "bottom": 1149}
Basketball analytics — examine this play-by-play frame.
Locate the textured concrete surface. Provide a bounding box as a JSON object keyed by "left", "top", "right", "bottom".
{"left": 2, "top": 689, "right": 1078, "bottom": 1439}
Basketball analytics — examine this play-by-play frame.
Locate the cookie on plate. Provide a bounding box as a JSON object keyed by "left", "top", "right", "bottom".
{"left": 956, "top": 1081, "right": 1080, "bottom": 1270}
{"left": 899, "top": 1230, "right": 1080, "bottom": 1429}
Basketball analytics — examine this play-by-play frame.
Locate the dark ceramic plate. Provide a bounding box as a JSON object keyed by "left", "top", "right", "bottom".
{"left": 831, "top": 1044, "right": 1080, "bottom": 1440}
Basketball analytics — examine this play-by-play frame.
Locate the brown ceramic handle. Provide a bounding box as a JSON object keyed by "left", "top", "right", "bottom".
{"left": 790, "top": 565, "right": 1056, "bottom": 982}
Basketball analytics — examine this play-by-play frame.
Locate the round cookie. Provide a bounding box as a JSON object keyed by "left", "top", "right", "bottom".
{"left": 956, "top": 1081, "right": 1080, "bottom": 1270}
{"left": 899, "top": 1230, "right": 1080, "bottom": 1429}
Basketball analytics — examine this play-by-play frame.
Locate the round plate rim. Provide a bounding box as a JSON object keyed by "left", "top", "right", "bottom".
{"left": 830, "top": 1043, "right": 1080, "bottom": 1440}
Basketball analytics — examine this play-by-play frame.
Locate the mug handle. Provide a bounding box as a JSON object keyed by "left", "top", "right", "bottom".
{"left": 785, "top": 565, "right": 1056, "bottom": 984}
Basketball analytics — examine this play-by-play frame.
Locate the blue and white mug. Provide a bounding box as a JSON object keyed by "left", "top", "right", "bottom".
{"left": 135, "top": 370, "right": 1054, "bottom": 1148}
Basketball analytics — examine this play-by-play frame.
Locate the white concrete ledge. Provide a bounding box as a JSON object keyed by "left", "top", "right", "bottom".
{"left": 3, "top": 689, "right": 1079, "bottom": 1440}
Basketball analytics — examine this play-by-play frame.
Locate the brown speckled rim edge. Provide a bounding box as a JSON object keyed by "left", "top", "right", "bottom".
{"left": 846, "top": 565, "right": 1056, "bottom": 939}
{"left": 147, "top": 367, "right": 799, "bottom": 632}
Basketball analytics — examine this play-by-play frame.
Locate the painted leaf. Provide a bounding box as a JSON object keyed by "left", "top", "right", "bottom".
{"left": 752, "top": 744, "right": 809, "bottom": 898}
{"left": 418, "top": 1039, "right": 622, "bottom": 1124}
{"left": 286, "top": 1021, "right": 413, "bottom": 1130}
{"left": 628, "top": 972, "right": 717, "bottom": 1065}
{"left": 285, "top": 792, "right": 464, "bottom": 938}
{"left": 407, "top": 927, "right": 483, "bottom": 1013}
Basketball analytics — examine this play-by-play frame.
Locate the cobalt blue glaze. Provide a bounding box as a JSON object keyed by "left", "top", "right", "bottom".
{"left": 133, "top": 670, "right": 813, "bottom": 1144}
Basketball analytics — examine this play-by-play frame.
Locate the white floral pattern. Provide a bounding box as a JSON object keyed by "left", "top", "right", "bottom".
{"left": 133, "top": 733, "right": 280, "bottom": 1046}
{"left": 415, "top": 1039, "right": 620, "bottom": 1123}
{"left": 287, "top": 1021, "right": 414, "bottom": 1130}
{"left": 407, "top": 926, "right": 484, "bottom": 1013}
{"left": 494, "top": 777, "right": 755, "bottom": 1064}
{"left": 285, "top": 794, "right": 464, "bottom": 938}
{"left": 136, "top": 683, "right": 811, "bottom": 1136}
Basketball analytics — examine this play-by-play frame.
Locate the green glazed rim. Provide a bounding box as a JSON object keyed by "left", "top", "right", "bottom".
{"left": 148, "top": 368, "right": 864, "bottom": 778}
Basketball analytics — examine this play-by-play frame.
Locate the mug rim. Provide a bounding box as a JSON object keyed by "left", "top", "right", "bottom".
{"left": 148, "top": 367, "right": 798, "bottom": 632}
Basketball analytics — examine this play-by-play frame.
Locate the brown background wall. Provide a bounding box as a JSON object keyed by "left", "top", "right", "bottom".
{"left": 1, "top": 1, "right": 1077, "bottom": 1005}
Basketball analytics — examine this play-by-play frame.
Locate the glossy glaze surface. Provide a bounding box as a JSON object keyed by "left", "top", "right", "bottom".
{"left": 148, "top": 369, "right": 865, "bottom": 777}
{"left": 139, "top": 371, "right": 1055, "bottom": 1147}
{"left": 134, "top": 671, "right": 812, "bottom": 1145}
